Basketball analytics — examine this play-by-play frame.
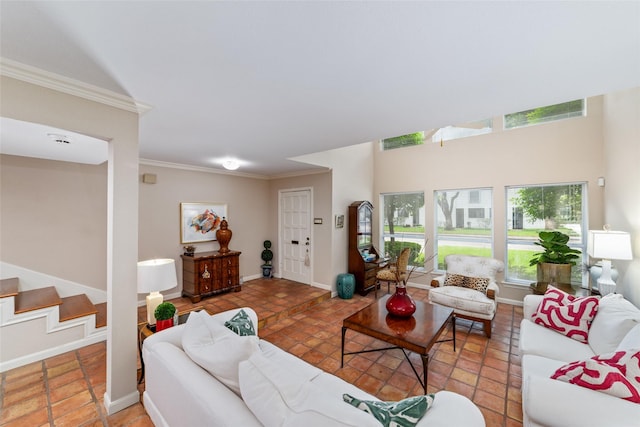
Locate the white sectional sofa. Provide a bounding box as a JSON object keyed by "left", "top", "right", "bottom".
{"left": 519, "top": 293, "right": 640, "bottom": 427}
{"left": 142, "top": 307, "right": 485, "bottom": 427}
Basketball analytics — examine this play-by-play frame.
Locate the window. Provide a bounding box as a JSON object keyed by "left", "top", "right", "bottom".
{"left": 434, "top": 188, "right": 493, "bottom": 270}
{"left": 380, "top": 192, "right": 425, "bottom": 268}
{"left": 468, "top": 208, "right": 485, "bottom": 219}
{"left": 505, "top": 183, "right": 586, "bottom": 285}
{"left": 504, "top": 99, "right": 585, "bottom": 129}
{"left": 381, "top": 132, "right": 424, "bottom": 150}
{"left": 430, "top": 119, "right": 493, "bottom": 143}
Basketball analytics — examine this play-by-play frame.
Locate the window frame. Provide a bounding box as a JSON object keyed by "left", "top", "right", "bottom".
{"left": 504, "top": 99, "right": 585, "bottom": 130}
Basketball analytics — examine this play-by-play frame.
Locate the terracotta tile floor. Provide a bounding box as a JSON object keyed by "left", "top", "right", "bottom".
{"left": 1, "top": 278, "right": 524, "bottom": 426}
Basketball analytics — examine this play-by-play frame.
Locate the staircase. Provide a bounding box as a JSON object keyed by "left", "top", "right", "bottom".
{"left": 0, "top": 277, "right": 107, "bottom": 372}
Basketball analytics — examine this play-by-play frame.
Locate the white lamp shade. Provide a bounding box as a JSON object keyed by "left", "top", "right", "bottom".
{"left": 137, "top": 258, "right": 178, "bottom": 293}
{"left": 587, "top": 230, "right": 633, "bottom": 260}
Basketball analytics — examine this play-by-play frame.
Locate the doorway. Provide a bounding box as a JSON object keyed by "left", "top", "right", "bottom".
{"left": 279, "top": 188, "right": 312, "bottom": 284}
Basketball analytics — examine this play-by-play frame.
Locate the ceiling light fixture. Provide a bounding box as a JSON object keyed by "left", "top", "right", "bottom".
{"left": 47, "top": 133, "right": 70, "bottom": 144}
{"left": 222, "top": 159, "right": 240, "bottom": 170}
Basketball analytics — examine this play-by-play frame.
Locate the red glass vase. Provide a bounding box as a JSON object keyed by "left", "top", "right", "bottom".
{"left": 386, "top": 286, "right": 416, "bottom": 318}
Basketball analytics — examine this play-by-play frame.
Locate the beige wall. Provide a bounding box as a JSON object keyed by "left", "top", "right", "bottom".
{"left": 138, "top": 163, "right": 270, "bottom": 289}
{"left": 374, "top": 96, "right": 607, "bottom": 302}
{"left": 0, "top": 155, "right": 108, "bottom": 290}
{"left": 1, "top": 75, "right": 140, "bottom": 412}
{"left": 602, "top": 87, "right": 640, "bottom": 307}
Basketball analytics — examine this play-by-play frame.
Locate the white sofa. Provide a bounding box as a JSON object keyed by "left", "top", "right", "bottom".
{"left": 142, "top": 307, "right": 486, "bottom": 427}
{"left": 519, "top": 293, "right": 640, "bottom": 427}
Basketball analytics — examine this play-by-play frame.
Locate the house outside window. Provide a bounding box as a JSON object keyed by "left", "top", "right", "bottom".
{"left": 434, "top": 188, "right": 493, "bottom": 270}
{"left": 430, "top": 119, "right": 493, "bottom": 143}
{"left": 505, "top": 183, "right": 586, "bottom": 285}
{"left": 504, "top": 99, "right": 585, "bottom": 129}
{"left": 380, "top": 192, "right": 425, "bottom": 268}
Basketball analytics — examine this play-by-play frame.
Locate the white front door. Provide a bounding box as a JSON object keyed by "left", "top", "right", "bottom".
{"left": 279, "top": 189, "right": 311, "bottom": 284}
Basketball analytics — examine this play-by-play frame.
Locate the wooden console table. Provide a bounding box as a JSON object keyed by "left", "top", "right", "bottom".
{"left": 181, "top": 251, "right": 241, "bottom": 303}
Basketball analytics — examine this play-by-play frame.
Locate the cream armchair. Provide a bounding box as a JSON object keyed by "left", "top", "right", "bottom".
{"left": 429, "top": 255, "right": 504, "bottom": 338}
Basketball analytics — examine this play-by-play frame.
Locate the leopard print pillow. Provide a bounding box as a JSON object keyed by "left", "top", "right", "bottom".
{"left": 444, "top": 274, "right": 490, "bottom": 292}
{"left": 444, "top": 273, "right": 465, "bottom": 287}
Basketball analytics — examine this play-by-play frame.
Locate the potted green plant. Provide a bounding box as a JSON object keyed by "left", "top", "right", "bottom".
{"left": 261, "top": 240, "right": 273, "bottom": 278}
{"left": 529, "top": 231, "right": 581, "bottom": 286}
{"left": 154, "top": 301, "right": 177, "bottom": 332}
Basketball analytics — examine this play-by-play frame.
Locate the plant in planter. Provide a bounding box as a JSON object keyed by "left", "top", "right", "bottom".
{"left": 529, "top": 231, "right": 581, "bottom": 285}
{"left": 154, "top": 301, "right": 177, "bottom": 332}
{"left": 261, "top": 240, "right": 273, "bottom": 278}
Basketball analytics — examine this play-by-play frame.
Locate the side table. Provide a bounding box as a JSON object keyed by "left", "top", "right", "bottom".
{"left": 529, "top": 281, "right": 591, "bottom": 297}
{"left": 137, "top": 306, "right": 205, "bottom": 383}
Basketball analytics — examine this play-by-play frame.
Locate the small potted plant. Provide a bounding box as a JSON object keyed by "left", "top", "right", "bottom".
{"left": 529, "top": 231, "right": 581, "bottom": 285}
{"left": 261, "top": 240, "right": 273, "bottom": 278}
{"left": 154, "top": 302, "right": 177, "bottom": 332}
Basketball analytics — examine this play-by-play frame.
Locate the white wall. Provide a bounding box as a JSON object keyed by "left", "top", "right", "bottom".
{"left": 602, "top": 87, "right": 640, "bottom": 307}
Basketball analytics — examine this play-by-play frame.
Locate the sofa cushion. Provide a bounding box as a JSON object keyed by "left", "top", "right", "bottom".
{"left": 551, "top": 349, "right": 640, "bottom": 404}
{"left": 519, "top": 319, "right": 595, "bottom": 362}
{"left": 429, "top": 286, "right": 495, "bottom": 317}
{"left": 343, "top": 393, "right": 434, "bottom": 427}
{"left": 225, "top": 308, "right": 256, "bottom": 336}
{"left": 182, "top": 309, "right": 260, "bottom": 395}
{"left": 239, "top": 351, "right": 380, "bottom": 427}
{"left": 589, "top": 294, "right": 640, "bottom": 354}
{"left": 618, "top": 324, "right": 640, "bottom": 352}
{"left": 531, "top": 285, "right": 599, "bottom": 343}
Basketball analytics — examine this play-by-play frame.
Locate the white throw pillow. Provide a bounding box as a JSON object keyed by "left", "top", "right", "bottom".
{"left": 182, "top": 309, "right": 260, "bottom": 395}
{"left": 588, "top": 294, "right": 640, "bottom": 354}
{"left": 239, "top": 351, "right": 380, "bottom": 427}
{"left": 617, "top": 323, "right": 640, "bottom": 351}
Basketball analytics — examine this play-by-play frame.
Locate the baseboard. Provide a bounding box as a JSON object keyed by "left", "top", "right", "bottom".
{"left": 0, "top": 331, "right": 106, "bottom": 373}
{"left": 104, "top": 389, "right": 141, "bottom": 415}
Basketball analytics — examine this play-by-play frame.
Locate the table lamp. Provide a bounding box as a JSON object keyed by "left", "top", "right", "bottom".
{"left": 138, "top": 258, "right": 178, "bottom": 325}
{"left": 587, "top": 229, "right": 632, "bottom": 296}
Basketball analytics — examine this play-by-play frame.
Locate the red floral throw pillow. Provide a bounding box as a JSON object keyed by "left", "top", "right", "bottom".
{"left": 532, "top": 285, "right": 599, "bottom": 343}
{"left": 551, "top": 349, "right": 640, "bottom": 404}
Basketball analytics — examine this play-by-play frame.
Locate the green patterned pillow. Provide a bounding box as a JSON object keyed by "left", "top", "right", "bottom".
{"left": 224, "top": 309, "right": 256, "bottom": 336}
{"left": 343, "top": 393, "right": 434, "bottom": 427}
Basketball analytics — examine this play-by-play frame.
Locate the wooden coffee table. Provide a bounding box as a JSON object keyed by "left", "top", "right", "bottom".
{"left": 341, "top": 295, "right": 455, "bottom": 394}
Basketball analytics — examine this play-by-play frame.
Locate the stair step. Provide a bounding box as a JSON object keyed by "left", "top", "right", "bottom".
{"left": 14, "top": 287, "right": 62, "bottom": 314}
{"left": 0, "top": 277, "right": 19, "bottom": 298}
{"left": 59, "top": 294, "right": 98, "bottom": 322}
{"left": 95, "top": 302, "right": 107, "bottom": 328}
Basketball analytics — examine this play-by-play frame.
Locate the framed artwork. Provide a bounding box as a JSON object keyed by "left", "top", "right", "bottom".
{"left": 180, "top": 202, "right": 227, "bottom": 243}
{"left": 335, "top": 214, "right": 344, "bottom": 229}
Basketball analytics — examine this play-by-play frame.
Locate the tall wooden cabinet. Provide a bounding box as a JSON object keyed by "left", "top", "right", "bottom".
{"left": 181, "top": 250, "right": 241, "bottom": 303}
{"left": 348, "top": 201, "right": 382, "bottom": 295}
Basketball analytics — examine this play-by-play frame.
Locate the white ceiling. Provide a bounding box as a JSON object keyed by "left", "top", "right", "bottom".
{"left": 1, "top": 1, "right": 639, "bottom": 176}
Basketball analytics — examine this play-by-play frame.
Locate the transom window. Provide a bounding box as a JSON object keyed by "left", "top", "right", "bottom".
{"left": 505, "top": 183, "right": 587, "bottom": 285}
{"left": 381, "top": 132, "right": 424, "bottom": 150}
{"left": 504, "top": 99, "right": 585, "bottom": 129}
{"left": 434, "top": 188, "right": 493, "bottom": 270}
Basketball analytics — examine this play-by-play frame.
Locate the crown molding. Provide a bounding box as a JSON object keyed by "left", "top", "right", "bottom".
{"left": 0, "top": 58, "right": 152, "bottom": 115}
{"left": 139, "top": 158, "right": 269, "bottom": 180}
{"left": 139, "top": 158, "right": 330, "bottom": 180}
